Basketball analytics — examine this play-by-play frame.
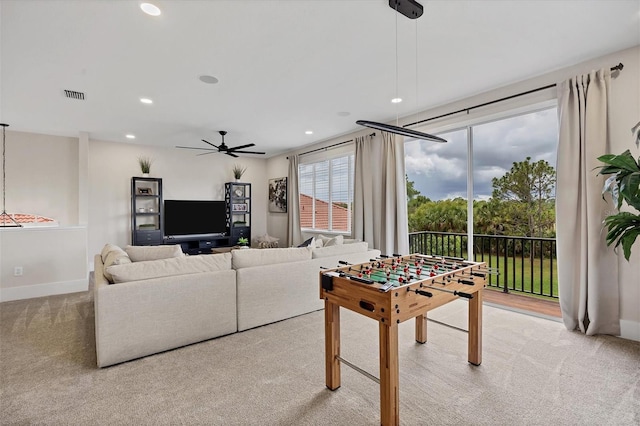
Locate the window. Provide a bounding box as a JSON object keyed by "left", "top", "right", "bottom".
{"left": 406, "top": 106, "right": 558, "bottom": 255}
{"left": 299, "top": 153, "right": 354, "bottom": 233}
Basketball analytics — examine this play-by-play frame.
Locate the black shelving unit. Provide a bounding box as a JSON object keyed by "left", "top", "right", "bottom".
{"left": 131, "top": 177, "right": 163, "bottom": 245}
{"left": 225, "top": 182, "right": 251, "bottom": 246}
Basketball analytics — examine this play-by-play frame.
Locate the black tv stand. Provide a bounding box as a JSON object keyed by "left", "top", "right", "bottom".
{"left": 164, "top": 235, "right": 231, "bottom": 255}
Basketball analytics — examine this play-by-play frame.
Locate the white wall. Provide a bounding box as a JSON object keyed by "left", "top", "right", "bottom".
{"left": 0, "top": 227, "right": 87, "bottom": 301}
{"left": 3, "top": 131, "right": 79, "bottom": 225}
{"left": 265, "top": 155, "right": 290, "bottom": 244}
{"left": 267, "top": 45, "right": 640, "bottom": 340}
{"left": 87, "top": 139, "right": 269, "bottom": 259}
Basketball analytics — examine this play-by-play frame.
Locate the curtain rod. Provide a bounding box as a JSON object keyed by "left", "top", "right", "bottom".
{"left": 287, "top": 132, "right": 375, "bottom": 159}
{"left": 404, "top": 62, "right": 624, "bottom": 129}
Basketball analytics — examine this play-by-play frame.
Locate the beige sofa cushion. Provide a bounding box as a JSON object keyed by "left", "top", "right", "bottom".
{"left": 106, "top": 253, "right": 232, "bottom": 283}
{"left": 312, "top": 241, "right": 369, "bottom": 259}
{"left": 232, "top": 246, "right": 312, "bottom": 269}
{"left": 125, "top": 244, "right": 184, "bottom": 262}
{"left": 100, "top": 244, "right": 132, "bottom": 282}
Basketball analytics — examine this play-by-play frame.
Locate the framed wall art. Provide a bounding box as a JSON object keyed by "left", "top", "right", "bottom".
{"left": 268, "top": 177, "right": 287, "bottom": 213}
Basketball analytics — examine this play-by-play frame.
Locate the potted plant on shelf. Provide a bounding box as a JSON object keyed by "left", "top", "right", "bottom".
{"left": 597, "top": 149, "right": 640, "bottom": 261}
{"left": 232, "top": 164, "right": 246, "bottom": 182}
{"left": 138, "top": 156, "right": 153, "bottom": 177}
{"left": 237, "top": 237, "right": 249, "bottom": 248}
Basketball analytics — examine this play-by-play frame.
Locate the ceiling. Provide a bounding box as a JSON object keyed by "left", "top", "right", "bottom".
{"left": 1, "top": 0, "right": 639, "bottom": 157}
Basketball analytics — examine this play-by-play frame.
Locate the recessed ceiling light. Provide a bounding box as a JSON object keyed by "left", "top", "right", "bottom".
{"left": 126, "top": 134, "right": 136, "bottom": 139}
{"left": 140, "top": 3, "right": 161, "bottom": 16}
{"left": 199, "top": 75, "right": 219, "bottom": 84}
{"left": 391, "top": 98, "right": 403, "bottom": 104}
{"left": 337, "top": 111, "right": 351, "bottom": 117}
{"left": 140, "top": 98, "right": 153, "bottom": 104}
{"left": 305, "top": 130, "right": 313, "bottom": 135}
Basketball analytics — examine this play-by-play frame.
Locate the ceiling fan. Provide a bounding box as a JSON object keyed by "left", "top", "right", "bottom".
{"left": 176, "top": 131, "right": 265, "bottom": 158}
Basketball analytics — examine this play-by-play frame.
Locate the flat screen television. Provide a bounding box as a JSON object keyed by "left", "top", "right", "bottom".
{"left": 164, "top": 200, "right": 227, "bottom": 239}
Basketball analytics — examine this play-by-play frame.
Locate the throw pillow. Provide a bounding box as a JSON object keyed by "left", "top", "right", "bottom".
{"left": 297, "top": 237, "right": 315, "bottom": 248}
{"left": 101, "top": 245, "right": 132, "bottom": 283}
{"left": 125, "top": 244, "right": 184, "bottom": 262}
{"left": 323, "top": 234, "right": 344, "bottom": 247}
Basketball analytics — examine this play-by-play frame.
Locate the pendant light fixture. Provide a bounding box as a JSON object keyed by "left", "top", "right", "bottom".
{"left": 0, "top": 123, "right": 21, "bottom": 227}
{"left": 357, "top": 0, "right": 446, "bottom": 144}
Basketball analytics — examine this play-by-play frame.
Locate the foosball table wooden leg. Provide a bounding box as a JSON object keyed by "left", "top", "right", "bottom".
{"left": 324, "top": 300, "right": 341, "bottom": 390}
{"left": 468, "top": 288, "right": 483, "bottom": 366}
{"left": 379, "top": 322, "right": 399, "bottom": 426}
{"left": 415, "top": 314, "right": 427, "bottom": 344}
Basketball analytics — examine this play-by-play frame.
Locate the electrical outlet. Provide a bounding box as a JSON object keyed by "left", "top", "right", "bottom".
{"left": 14, "top": 266, "right": 23, "bottom": 276}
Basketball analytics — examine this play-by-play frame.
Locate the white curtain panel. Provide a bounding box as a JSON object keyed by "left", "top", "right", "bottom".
{"left": 354, "top": 132, "right": 409, "bottom": 255}
{"left": 287, "top": 154, "right": 303, "bottom": 247}
{"left": 556, "top": 68, "right": 620, "bottom": 336}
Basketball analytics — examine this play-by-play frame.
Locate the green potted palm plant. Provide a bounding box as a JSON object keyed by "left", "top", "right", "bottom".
{"left": 597, "top": 149, "right": 640, "bottom": 260}
{"left": 237, "top": 237, "right": 249, "bottom": 248}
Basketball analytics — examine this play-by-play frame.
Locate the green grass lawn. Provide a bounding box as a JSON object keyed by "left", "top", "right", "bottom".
{"left": 473, "top": 254, "right": 558, "bottom": 298}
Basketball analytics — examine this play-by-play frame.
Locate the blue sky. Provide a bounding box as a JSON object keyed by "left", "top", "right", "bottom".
{"left": 404, "top": 108, "right": 558, "bottom": 201}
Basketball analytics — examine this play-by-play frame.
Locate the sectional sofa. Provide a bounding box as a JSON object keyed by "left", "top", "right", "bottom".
{"left": 93, "top": 241, "right": 381, "bottom": 367}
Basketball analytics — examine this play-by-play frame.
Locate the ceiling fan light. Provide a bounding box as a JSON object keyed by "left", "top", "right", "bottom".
{"left": 391, "top": 98, "right": 403, "bottom": 103}
{"left": 356, "top": 120, "right": 446, "bottom": 143}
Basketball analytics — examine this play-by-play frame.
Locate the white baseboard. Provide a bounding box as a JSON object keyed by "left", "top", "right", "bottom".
{"left": 0, "top": 279, "right": 88, "bottom": 302}
{"left": 620, "top": 319, "right": 640, "bottom": 342}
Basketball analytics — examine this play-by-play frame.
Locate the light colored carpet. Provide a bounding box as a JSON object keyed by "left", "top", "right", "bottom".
{"left": 1, "top": 291, "right": 638, "bottom": 425}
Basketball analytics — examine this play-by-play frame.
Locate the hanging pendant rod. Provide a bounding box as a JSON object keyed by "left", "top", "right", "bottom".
{"left": 403, "top": 62, "right": 624, "bottom": 129}
{"left": 0, "top": 123, "right": 22, "bottom": 228}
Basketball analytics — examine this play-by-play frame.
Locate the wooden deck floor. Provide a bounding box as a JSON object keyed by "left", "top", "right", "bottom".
{"left": 483, "top": 288, "right": 561, "bottom": 319}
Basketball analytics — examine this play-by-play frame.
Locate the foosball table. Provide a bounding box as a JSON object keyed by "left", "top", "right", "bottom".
{"left": 319, "top": 254, "right": 489, "bottom": 426}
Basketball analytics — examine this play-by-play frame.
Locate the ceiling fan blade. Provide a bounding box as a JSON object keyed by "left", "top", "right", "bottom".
{"left": 196, "top": 151, "right": 219, "bottom": 156}
{"left": 201, "top": 139, "right": 220, "bottom": 149}
{"left": 176, "top": 146, "right": 216, "bottom": 151}
{"left": 225, "top": 151, "right": 239, "bottom": 158}
{"left": 227, "top": 143, "right": 255, "bottom": 151}
{"left": 232, "top": 150, "right": 266, "bottom": 155}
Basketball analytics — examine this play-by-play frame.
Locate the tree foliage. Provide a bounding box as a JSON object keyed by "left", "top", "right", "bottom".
{"left": 491, "top": 157, "right": 556, "bottom": 237}
{"left": 407, "top": 157, "right": 556, "bottom": 238}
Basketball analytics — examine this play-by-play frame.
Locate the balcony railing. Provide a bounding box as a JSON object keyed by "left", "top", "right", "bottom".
{"left": 409, "top": 231, "right": 558, "bottom": 298}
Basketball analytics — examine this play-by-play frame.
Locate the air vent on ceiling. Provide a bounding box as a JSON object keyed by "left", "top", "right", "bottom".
{"left": 64, "top": 90, "right": 85, "bottom": 100}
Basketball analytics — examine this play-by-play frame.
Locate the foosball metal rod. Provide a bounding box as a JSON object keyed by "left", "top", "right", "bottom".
{"left": 427, "top": 318, "right": 468, "bottom": 333}
{"left": 412, "top": 253, "right": 467, "bottom": 264}
{"left": 335, "top": 355, "right": 380, "bottom": 384}
{"left": 413, "top": 285, "right": 474, "bottom": 299}
{"left": 338, "top": 271, "right": 386, "bottom": 285}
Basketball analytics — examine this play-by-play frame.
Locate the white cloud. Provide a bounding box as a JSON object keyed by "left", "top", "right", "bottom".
{"left": 406, "top": 108, "right": 558, "bottom": 200}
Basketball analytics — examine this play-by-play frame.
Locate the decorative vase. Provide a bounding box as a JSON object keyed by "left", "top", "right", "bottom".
{"left": 142, "top": 173, "right": 150, "bottom": 177}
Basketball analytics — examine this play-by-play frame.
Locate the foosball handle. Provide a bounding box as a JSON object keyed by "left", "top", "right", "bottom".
{"left": 458, "top": 279, "right": 475, "bottom": 285}
{"left": 454, "top": 291, "right": 473, "bottom": 299}
{"left": 338, "top": 260, "right": 352, "bottom": 265}
{"left": 415, "top": 289, "right": 433, "bottom": 298}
